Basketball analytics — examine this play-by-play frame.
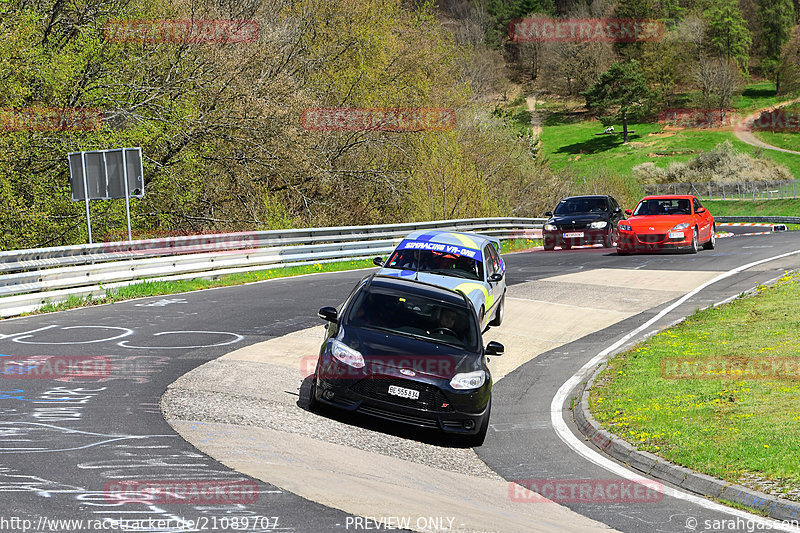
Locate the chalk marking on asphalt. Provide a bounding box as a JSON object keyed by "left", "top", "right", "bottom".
{"left": 12, "top": 326, "right": 133, "bottom": 345}
{"left": 551, "top": 248, "right": 800, "bottom": 532}
{"left": 117, "top": 331, "right": 244, "bottom": 349}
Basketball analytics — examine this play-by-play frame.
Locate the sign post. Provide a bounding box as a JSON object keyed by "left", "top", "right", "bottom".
{"left": 80, "top": 152, "right": 93, "bottom": 243}
{"left": 68, "top": 148, "right": 144, "bottom": 243}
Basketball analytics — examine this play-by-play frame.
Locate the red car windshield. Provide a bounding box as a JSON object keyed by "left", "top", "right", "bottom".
{"left": 633, "top": 199, "right": 692, "bottom": 216}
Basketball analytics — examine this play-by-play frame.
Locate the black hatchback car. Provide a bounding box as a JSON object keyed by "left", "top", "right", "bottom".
{"left": 311, "top": 274, "right": 503, "bottom": 446}
{"left": 543, "top": 195, "right": 624, "bottom": 250}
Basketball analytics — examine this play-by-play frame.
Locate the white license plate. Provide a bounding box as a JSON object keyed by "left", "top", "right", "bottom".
{"left": 668, "top": 231, "right": 684, "bottom": 239}
{"left": 388, "top": 385, "right": 419, "bottom": 400}
{"left": 563, "top": 232, "right": 584, "bottom": 238}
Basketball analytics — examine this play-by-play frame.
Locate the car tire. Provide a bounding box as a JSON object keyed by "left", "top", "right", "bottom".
{"left": 308, "top": 376, "right": 319, "bottom": 411}
{"left": 603, "top": 229, "right": 618, "bottom": 248}
{"left": 478, "top": 306, "right": 485, "bottom": 327}
{"left": 543, "top": 235, "right": 555, "bottom": 251}
{"left": 464, "top": 399, "right": 491, "bottom": 447}
{"left": 703, "top": 225, "right": 716, "bottom": 250}
{"left": 561, "top": 241, "right": 572, "bottom": 250}
{"left": 489, "top": 294, "right": 504, "bottom": 327}
{"left": 688, "top": 228, "right": 699, "bottom": 254}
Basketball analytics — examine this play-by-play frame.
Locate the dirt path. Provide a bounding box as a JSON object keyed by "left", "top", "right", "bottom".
{"left": 733, "top": 97, "right": 800, "bottom": 155}
{"left": 526, "top": 95, "right": 542, "bottom": 136}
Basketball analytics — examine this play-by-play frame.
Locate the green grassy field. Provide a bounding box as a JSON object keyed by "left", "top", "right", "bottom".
{"left": 732, "top": 82, "right": 790, "bottom": 112}
{"left": 590, "top": 272, "right": 800, "bottom": 500}
{"left": 704, "top": 199, "right": 800, "bottom": 216}
{"left": 536, "top": 83, "right": 800, "bottom": 180}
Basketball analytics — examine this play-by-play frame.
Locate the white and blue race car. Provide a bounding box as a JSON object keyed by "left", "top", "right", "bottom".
{"left": 374, "top": 230, "right": 506, "bottom": 329}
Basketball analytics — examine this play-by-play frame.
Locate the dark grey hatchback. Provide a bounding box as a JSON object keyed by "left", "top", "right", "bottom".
{"left": 311, "top": 274, "right": 503, "bottom": 446}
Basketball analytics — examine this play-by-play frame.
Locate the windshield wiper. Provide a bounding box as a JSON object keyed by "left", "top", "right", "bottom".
{"left": 361, "top": 325, "right": 468, "bottom": 349}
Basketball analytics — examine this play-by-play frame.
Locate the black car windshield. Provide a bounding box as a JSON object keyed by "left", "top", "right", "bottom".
{"left": 383, "top": 249, "right": 482, "bottom": 281}
{"left": 633, "top": 198, "right": 692, "bottom": 216}
{"left": 553, "top": 197, "right": 608, "bottom": 215}
{"left": 347, "top": 288, "right": 479, "bottom": 350}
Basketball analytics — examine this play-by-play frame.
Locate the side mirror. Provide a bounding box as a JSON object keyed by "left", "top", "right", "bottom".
{"left": 489, "top": 272, "right": 504, "bottom": 282}
{"left": 373, "top": 257, "right": 385, "bottom": 267}
{"left": 696, "top": 207, "right": 706, "bottom": 213}
{"left": 485, "top": 341, "right": 504, "bottom": 356}
{"left": 614, "top": 207, "right": 622, "bottom": 213}
{"left": 318, "top": 306, "right": 338, "bottom": 322}
{"left": 625, "top": 209, "right": 633, "bottom": 215}
{"left": 544, "top": 211, "right": 553, "bottom": 217}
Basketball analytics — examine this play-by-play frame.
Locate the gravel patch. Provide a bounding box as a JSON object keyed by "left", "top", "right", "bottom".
{"left": 737, "top": 472, "right": 800, "bottom": 503}
{"left": 161, "top": 359, "right": 501, "bottom": 480}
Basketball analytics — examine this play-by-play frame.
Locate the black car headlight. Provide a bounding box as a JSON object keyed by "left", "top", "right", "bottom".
{"left": 329, "top": 339, "right": 365, "bottom": 369}
{"left": 450, "top": 370, "right": 486, "bottom": 390}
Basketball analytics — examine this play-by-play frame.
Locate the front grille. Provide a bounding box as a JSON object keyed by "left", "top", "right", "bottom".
{"left": 636, "top": 234, "right": 666, "bottom": 244}
{"left": 358, "top": 405, "right": 439, "bottom": 427}
{"left": 350, "top": 377, "right": 453, "bottom": 411}
{"left": 558, "top": 222, "right": 590, "bottom": 231}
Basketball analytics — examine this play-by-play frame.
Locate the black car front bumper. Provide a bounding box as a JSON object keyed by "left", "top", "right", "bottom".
{"left": 314, "top": 372, "right": 491, "bottom": 435}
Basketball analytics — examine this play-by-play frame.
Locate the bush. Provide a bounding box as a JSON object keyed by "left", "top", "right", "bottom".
{"left": 632, "top": 141, "right": 792, "bottom": 183}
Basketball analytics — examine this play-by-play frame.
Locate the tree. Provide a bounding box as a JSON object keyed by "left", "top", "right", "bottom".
{"left": 778, "top": 26, "right": 800, "bottom": 95}
{"left": 756, "top": 0, "right": 795, "bottom": 92}
{"left": 693, "top": 57, "right": 742, "bottom": 120}
{"left": 485, "top": 0, "right": 555, "bottom": 44}
{"left": 704, "top": 0, "right": 752, "bottom": 70}
{"left": 582, "top": 60, "right": 650, "bottom": 143}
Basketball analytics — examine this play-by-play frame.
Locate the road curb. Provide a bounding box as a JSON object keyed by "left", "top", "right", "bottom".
{"left": 574, "top": 364, "right": 800, "bottom": 523}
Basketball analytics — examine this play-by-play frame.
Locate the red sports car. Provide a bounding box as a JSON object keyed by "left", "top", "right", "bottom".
{"left": 616, "top": 195, "right": 715, "bottom": 254}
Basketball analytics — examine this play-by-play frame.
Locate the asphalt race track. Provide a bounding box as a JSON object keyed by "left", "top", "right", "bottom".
{"left": 0, "top": 229, "right": 799, "bottom": 533}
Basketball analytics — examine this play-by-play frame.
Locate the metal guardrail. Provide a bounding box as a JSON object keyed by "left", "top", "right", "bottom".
{"left": 0, "top": 218, "right": 545, "bottom": 317}
{"left": 1, "top": 215, "right": 792, "bottom": 318}
{"left": 715, "top": 216, "right": 800, "bottom": 224}
{"left": 0, "top": 217, "right": 542, "bottom": 274}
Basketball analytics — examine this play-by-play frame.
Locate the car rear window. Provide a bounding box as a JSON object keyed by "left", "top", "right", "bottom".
{"left": 384, "top": 248, "right": 482, "bottom": 281}
{"left": 347, "top": 289, "right": 479, "bottom": 350}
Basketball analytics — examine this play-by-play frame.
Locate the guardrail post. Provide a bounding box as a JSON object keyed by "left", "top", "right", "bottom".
{"left": 708, "top": 183, "right": 712, "bottom": 200}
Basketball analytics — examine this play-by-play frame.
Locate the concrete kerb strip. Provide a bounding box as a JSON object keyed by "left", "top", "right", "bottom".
{"left": 574, "top": 345, "right": 800, "bottom": 523}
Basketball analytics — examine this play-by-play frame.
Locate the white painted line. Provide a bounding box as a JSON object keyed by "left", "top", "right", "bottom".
{"left": 551, "top": 248, "right": 800, "bottom": 532}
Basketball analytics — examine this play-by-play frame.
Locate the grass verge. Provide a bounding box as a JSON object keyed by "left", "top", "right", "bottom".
{"left": 15, "top": 237, "right": 541, "bottom": 317}
{"left": 589, "top": 271, "right": 800, "bottom": 501}
{"left": 703, "top": 199, "right": 800, "bottom": 217}
{"left": 24, "top": 259, "right": 375, "bottom": 316}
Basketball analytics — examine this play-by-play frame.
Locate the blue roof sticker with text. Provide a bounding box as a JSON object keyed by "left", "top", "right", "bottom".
{"left": 398, "top": 240, "right": 483, "bottom": 261}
